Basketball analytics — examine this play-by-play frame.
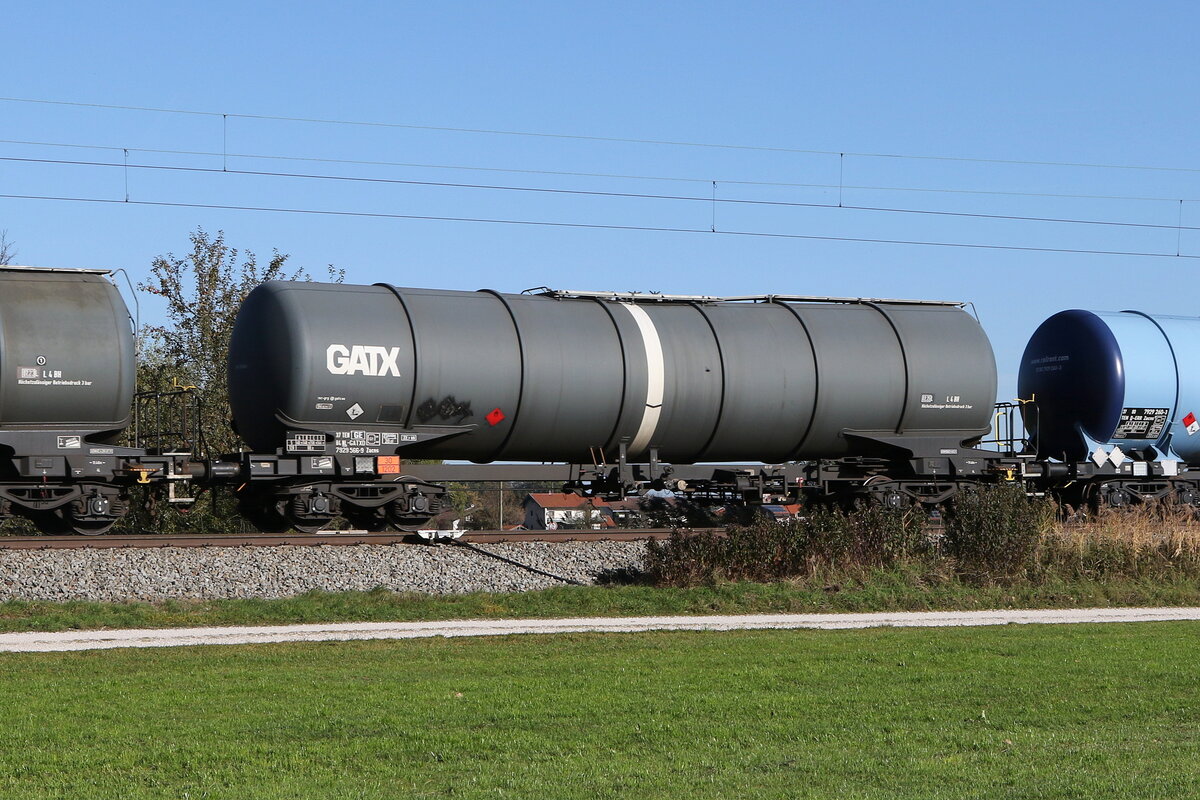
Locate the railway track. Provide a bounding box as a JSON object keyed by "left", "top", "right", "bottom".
{"left": 0, "top": 528, "right": 716, "bottom": 550}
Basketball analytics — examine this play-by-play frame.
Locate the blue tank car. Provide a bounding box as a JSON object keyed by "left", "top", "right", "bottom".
{"left": 1019, "top": 309, "right": 1200, "bottom": 465}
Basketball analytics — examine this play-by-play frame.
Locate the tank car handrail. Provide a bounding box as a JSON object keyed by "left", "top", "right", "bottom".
{"left": 720, "top": 294, "right": 965, "bottom": 307}
{"left": 527, "top": 287, "right": 965, "bottom": 307}
{"left": 109, "top": 268, "right": 140, "bottom": 358}
{"left": 0, "top": 265, "right": 113, "bottom": 274}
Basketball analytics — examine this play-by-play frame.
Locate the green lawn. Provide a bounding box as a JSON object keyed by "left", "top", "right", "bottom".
{"left": 5, "top": 573, "right": 1200, "bottom": 633}
{"left": 2, "top": 623, "right": 1197, "bottom": 798}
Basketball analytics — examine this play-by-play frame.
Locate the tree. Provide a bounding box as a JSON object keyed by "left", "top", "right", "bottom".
{"left": 0, "top": 230, "right": 16, "bottom": 266}
{"left": 138, "top": 227, "right": 342, "bottom": 456}
{"left": 125, "top": 228, "right": 343, "bottom": 532}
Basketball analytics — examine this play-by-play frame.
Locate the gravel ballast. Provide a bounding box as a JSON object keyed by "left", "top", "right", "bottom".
{"left": 0, "top": 541, "right": 647, "bottom": 602}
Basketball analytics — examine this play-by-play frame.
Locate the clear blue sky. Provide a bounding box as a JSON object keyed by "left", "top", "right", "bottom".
{"left": 3, "top": 1, "right": 1198, "bottom": 399}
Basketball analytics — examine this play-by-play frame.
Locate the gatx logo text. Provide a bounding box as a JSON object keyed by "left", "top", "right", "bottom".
{"left": 326, "top": 345, "right": 402, "bottom": 377}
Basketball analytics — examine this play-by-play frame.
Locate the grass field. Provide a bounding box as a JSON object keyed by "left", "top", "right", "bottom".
{"left": 5, "top": 572, "right": 1200, "bottom": 633}
{"left": 2, "top": 622, "right": 1198, "bottom": 798}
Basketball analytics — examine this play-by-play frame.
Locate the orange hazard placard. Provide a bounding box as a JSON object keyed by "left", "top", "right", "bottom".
{"left": 376, "top": 456, "right": 401, "bottom": 474}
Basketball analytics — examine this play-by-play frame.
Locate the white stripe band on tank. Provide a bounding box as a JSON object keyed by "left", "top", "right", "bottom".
{"left": 619, "top": 302, "right": 665, "bottom": 457}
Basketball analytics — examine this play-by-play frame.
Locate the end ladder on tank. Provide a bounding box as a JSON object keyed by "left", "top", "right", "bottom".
{"left": 131, "top": 380, "right": 201, "bottom": 504}
{"left": 980, "top": 400, "right": 1036, "bottom": 458}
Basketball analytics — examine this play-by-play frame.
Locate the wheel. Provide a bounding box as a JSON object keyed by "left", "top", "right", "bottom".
{"left": 1086, "top": 483, "right": 1132, "bottom": 511}
{"left": 1104, "top": 486, "right": 1131, "bottom": 508}
{"left": 285, "top": 490, "right": 340, "bottom": 533}
{"left": 66, "top": 489, "right": 126, "bottom": 535}
{"left": 856, "top": 479, "right": 910, "bottom": 510}
{"left": 70, "top": 519, "right": 117, "bottom": 536}
{"left": 385, "top": 491, "right": 439, "bottom": 530}
{"left": 285, "top": 513, "right": 335, "bottom": 534}
{"left": 387, "top": 515, "right": 435, "bottom": 532}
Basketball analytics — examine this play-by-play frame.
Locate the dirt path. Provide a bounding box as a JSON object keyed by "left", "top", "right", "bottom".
{"left": 3, "top": 607, "right": 1200, "bottom": 652}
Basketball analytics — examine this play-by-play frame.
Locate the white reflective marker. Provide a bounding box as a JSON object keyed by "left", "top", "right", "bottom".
{"left": 620, "top": 303, "right": 665, "bottom": 457}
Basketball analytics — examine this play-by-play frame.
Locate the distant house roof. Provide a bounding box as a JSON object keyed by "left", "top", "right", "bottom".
{"left": 761, "top": 503, "right": 803, "bottom": 518}
{"left": 524, "top": 492, "right": 601, "bottom": 510}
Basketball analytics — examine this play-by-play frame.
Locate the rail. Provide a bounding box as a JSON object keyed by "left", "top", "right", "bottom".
{"left": 0, "top": 528, "right": 718, "bottom": 550}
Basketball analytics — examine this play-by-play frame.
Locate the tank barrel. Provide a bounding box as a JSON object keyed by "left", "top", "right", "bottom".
{"left": 228, "top": 281, "right": 997, "bottom": 464}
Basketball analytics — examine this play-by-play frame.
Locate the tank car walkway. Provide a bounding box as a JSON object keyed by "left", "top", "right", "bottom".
{"left": 3, "top": 607, "right": 1200, "bottom": 652}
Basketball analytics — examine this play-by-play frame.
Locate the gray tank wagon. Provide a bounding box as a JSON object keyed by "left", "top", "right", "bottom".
{"left": 0, "top": 268, "right": 134, "bottom": 433}
{"left": 225, "top": 282, "right": 999, "bottom": 529}
{"left": 0, "top": 268, "right": 198, "bottom": 533}
{"left": 229, "top": 282, "right": 996, "bottom": 463}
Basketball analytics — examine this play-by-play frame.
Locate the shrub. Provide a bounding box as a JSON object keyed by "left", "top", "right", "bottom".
{"left": 644, "top": 484, "right": 1200, "bottom": 591}
{"left": 644, "top": 505, "right": 926, "bottom": 587}
{"left": 941, "top": 485, "right": 1055, "bottom": 582}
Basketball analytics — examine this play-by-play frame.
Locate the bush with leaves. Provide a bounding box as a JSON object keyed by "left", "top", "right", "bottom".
{"left": 941, "top": 485, "right": 1056, "bottom": 581}
{"left": 644, "top": 505, "right": 926, "bottom": 586}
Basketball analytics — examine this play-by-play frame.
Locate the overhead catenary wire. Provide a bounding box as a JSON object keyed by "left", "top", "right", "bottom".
{"left": 3, "top": 153, "right": 1197, "bottom": 235}
{"left": 5, "top": 136, "right": 1200, "bottom": 204}
{"left": 6, "top": 95, "right": 1200, "bottom": 176}
{"left": 3, "top": 98, "right": 1196, "bottom": 260}
{"left": 2, "top": 190, "right": 1196, "bottom": 260}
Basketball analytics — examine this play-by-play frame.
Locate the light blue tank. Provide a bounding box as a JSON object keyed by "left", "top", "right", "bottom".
{"left": 1019, "top": 309, "right": 1200, "bottom": 464}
